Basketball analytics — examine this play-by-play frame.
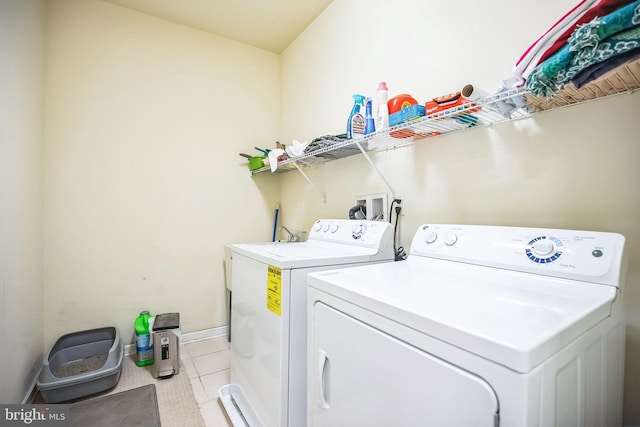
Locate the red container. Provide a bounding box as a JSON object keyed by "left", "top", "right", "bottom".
{"left": 387, "top": 94, "right": 418, "bottom": 114}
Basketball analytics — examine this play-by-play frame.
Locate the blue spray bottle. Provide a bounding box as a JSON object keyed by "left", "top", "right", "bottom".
{"left": 364, "top": 97, "right": 375, "bottom": 135}
{"left": 347, "top": 94, "right": 365, "bottom": 139}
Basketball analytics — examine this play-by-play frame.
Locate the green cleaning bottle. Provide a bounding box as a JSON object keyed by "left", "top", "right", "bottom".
{"left": 135, "top": 310, "right": 154, "bottom": 366}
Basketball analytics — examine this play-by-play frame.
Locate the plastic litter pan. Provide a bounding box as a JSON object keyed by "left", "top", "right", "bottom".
{"left": 37, "top": 326, "right": 124, "bottom": 403}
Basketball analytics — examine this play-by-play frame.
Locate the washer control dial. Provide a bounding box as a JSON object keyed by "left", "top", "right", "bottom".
{"left": 444, "top": 234, "right": 458, "bottom": 246}
{"left": 424, "top": 231, "right": 438, "bottom": 244}
{"left": 330, "top": 225, "right": 339, "bottom": 233}
{"left": 352, "top": 224, "right": 366, "bottom": 239}
{"left": 526, "top": 236, "right": 563, "bottom": 263}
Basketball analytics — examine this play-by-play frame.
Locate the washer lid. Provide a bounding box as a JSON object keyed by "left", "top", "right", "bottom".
{"left": 307, "top": 257, "right": 619, "bottom": 373}
{"left": 232, "top": 240, "right": 390, "bottom": 269}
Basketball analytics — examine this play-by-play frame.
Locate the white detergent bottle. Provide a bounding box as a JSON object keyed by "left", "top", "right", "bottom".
{"left": 376, "top": 82, "right": 389, "bottom": 130}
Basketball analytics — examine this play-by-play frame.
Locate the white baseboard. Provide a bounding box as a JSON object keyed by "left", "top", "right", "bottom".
{"left": 125, "top": 325, "right": 228, "bottom": 356}
{"left": 22, "top": 365, "right": 40, "bottom": 405}
{"left": 181, "top": 325, "right": 229, "bottom": 343}
{"left": 22, "top": 383, "right": 38, "bottom": 405}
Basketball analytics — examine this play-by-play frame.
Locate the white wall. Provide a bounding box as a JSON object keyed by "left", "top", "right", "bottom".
{"left": 279, "top": 0, "right": 640, "bottom": 424}
{"left": 43, "top": 0, "right": 280, "bottom": 349}
{"left": 0, "top": 0, "right": 46, "bottom": 404}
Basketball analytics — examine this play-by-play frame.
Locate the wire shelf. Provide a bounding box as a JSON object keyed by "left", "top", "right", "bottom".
{"left": 252, "top": 61, "right": 640, "bottom": 176}
{"left": 252, "top": 88, "right": 529, "bottom": 175}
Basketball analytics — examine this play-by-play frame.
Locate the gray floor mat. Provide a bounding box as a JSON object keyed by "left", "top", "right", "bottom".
{"left": 69, "top": 384, "right": 161, "bottom": 427}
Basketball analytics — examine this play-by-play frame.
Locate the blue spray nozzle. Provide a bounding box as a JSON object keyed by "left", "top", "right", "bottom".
{"left": 365, "top": 97, "right": 373, "bottom": 110}
{"left": 352, "top": 94, "right": 365, "bottom": 104}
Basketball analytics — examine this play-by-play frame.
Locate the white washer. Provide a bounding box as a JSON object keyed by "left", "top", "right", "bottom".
{"left": 219, "top": 219, "right": 395, "bottom": 427}
{"left": 307, "top": 224, "right": 627, "bottom": 427}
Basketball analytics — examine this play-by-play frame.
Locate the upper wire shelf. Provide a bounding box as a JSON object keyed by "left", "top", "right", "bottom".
{"left": 251, "top": 87, "right": 529, "bottom": 175}
{"left": 252, "top": 62, "right": 640, "bottom": 176}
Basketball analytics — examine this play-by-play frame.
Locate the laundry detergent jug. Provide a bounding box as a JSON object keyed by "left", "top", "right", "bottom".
{"left": 135, "top": 310, "right": 154, "bottom": 367}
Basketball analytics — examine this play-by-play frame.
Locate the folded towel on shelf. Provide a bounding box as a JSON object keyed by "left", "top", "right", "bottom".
{"left": 569, "top": 0, "right": 640, "bottom": 61}
{"left": 304, "top": 134, "right": 348, "bottom": 152}
{"left": 512, "top": 0, "right": 599, "bottom": 86}
{"left": 571, "top": 46, "right": 640, "bottom": 87}
{"left": 303, "top": 134, "right": 360, "bottom": 160}
{"left": 526, "top": 1, "right": 640, "bottom": 97}
{"left": 525, "top": 56, "right": 640, "bottom": 111}
{"left": 508, "top": 0, "right": 633, "bottom": 87}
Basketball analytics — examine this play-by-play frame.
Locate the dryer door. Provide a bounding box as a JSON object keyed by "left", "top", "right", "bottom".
{"left": 310, "top": 302, "right": 499, "bottom": 427}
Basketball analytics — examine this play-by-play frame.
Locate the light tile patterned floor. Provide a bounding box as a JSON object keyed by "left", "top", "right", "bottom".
{"left": 180, "top": 337, "right": 233, "bottom": 427}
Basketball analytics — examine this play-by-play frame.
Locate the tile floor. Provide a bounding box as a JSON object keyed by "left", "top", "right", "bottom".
{"left": 180, "top": 336, "right": 233, "bottom": 427}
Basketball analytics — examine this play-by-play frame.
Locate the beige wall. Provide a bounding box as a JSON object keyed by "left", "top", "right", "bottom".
{"left": 3, "top": 0, "right": 638, "bottom": 418}
{"left": 0, "top": 0, "right": 46, "bottom": 403}
{"left": 279, "top": 0, "right": 640, "bottom": 423}
{"left": 43, "top": 0, "right": 280, "bottom": 349}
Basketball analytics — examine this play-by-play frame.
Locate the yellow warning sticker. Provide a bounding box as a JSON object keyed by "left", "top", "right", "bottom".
{"left": 267, "top": 265, "right": 282, "bottom": 316}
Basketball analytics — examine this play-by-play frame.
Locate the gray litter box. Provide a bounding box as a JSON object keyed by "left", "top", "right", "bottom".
{"left": 37, "top": 326, "right": 124, "bottom": 403}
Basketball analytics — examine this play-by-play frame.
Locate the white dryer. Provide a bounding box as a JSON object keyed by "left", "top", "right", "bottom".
{"left": 307, "top": 224, "right": 627, "bottom": 427}
{"left": 219, "top": 219, "right": 395, "bottom": 427}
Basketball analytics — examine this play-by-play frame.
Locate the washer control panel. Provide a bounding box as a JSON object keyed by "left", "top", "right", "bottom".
{"left": 411, "top": 224, "right": 626, "bottom": 287}
{"left": 309, "top": 219, "right": 394, "bottom": 248}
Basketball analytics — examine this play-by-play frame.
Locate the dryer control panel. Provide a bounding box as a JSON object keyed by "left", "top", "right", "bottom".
{"left": 309, "top": 219, "right": 393, "bottom": 249}
{"left": 410, "top": 224, "right": 626, "bottom": 288}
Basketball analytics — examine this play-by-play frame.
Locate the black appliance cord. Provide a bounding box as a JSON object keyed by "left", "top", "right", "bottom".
{"left": 389, "top": 199, "right": 407, "bottom": 261}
